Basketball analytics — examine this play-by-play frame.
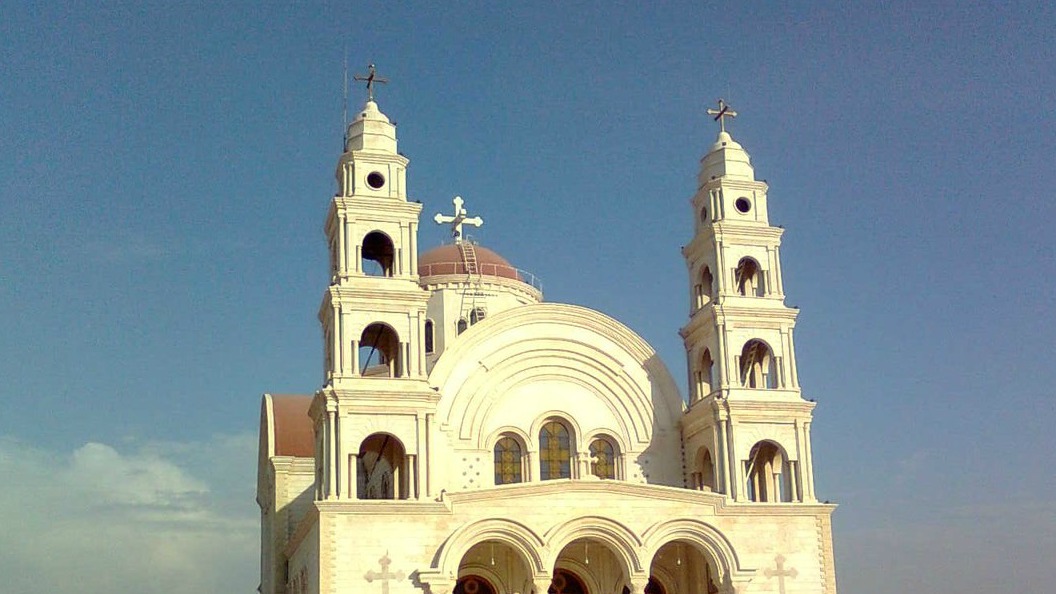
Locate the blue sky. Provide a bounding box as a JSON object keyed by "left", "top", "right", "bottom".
{"left": 1, "top": 2, "right": 1054, "bottom": 593}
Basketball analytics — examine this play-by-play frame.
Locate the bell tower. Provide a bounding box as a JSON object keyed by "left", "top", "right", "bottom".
{"left": 310, "top": 65, "right": 437, "bottom": 502}
{"left": 679, "top": 100, "right": 819, "bottom": 504}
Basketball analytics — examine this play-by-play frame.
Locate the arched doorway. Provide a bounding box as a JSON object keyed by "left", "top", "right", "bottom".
{"left": 649, "top": 541, "right": 720, "bottom": 594}
{"left": 455, "top": 539, "right": 534, "bottom": 594}
{"left": 551, "top": 538, "right": 630, "bottom": 594}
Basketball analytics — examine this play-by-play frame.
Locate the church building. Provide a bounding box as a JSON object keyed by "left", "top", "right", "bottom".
{"left": 257, "top": 72, "right": 838, "bottom": 594}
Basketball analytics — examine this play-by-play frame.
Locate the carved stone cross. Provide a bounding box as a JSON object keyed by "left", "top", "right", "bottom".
{"left": 354, "top": 63, "right": 389, "bottom": 102}
{"left": 706, "top": 98, "right": 738, "bottom": 133}
{"left": 433, "top": 196, "right": 483, "bottom": 243}
{"left": 365, "top": 552, "right": 405, "bottom": 594}
{"left": 764, "top": 554, "right": 797, "bottom": 594}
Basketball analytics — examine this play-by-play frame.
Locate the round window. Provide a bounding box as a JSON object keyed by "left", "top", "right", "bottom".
{"left": 366, "top": 172, "right": 386, "bottom": 189}
{"left": 735, "top": 198, "right": 751, "bottom": 213}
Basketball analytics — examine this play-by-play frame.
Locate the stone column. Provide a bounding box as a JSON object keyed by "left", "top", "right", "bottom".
{"left": 726, "top": 418, "right": 741, "bottom": 501}
{"left": 339, "top": 312, "right": 350, "bottom": 376}
{"left": 407, "top": 453, "right": 419, "bottom": 499}
{"left": 717, "top": 419, "right": 730, "bottom": 495}
{"left": 716, "top": 324, "right": 728, "bottom": 388}
{"left": 348, "top": 452, "right": 359, "bottom": 500}
{"left": 803, "top": 421, "right": 816, "bottom": 501}
{"left": 337, "top": 214, "right": 347, "bottom": 275}
{"left": 326, "top": 404, "right": 337, "bottom": 500}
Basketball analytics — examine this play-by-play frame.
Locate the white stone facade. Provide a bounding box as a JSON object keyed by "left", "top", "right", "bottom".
{"left": 256, "top": 98, "right": 838, "bottom": 594}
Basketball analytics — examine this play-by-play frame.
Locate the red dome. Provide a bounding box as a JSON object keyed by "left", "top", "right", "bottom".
{"left": 419, "top": 243, "right": 521, "bottom": 280}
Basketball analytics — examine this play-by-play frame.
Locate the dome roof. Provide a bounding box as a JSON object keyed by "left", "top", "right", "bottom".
{"left": 265, "top": 394, "right": 314, "bottom": 458}
{"left": 419, "top": 243, "right": 521, "bottom": 281}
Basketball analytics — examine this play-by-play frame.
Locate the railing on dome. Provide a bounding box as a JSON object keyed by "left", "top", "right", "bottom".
{"left": 418, "top": 260, "right": 543, "bottom": 293}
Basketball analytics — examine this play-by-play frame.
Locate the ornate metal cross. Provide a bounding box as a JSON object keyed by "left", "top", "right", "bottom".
{"left": 707, "top": 98, "right": 738, "bottom": 133}
{"left": 364, "top": 553, "right": 405, "bottom": 594}
{"left": 764, "top": 554, "right": 797, "bottom": 594}
{"left": 433, "top": 196, "right": 483, "bottom": 243}
{"left": 354, "top": 63, "right": 389, "bottom": 102}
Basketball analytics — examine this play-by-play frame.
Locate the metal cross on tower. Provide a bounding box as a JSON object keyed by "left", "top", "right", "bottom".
{"left": 434, "top": 196, "right": 483, "bottom": 243}
{"left": 764, "top": 555, "right": 798, "bottom": 594}
{"left": 707, "top": 98, "right": 738, "bottom": 133}
{"left": 364, "top": 553, "right": 405, "bottom": 594}
{"left": 354, "top": 63, "right": 389, "bottom": 102}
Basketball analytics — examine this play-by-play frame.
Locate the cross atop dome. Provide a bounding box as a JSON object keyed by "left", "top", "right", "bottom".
{"left": 434, "top": 196, "right": 483, "bottom": 243}
{"left": 707, "top": 98, "right": 738, "bottom": 134}
{"left": 354, "top": 63, "right": 389, "bottom": 102}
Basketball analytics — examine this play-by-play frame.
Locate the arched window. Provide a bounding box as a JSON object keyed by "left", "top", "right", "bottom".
{"left": 424, "top": 320, "right": 434, "bottom": 354}
{"left": 589, "top": 437, "right": 617, "bottom": 479}
{"left": 735, "top": 257, "right": 763, "bottom": 297}
{"left": 357, "top": 433, "right": 407, "bottom": 500}
{"left": 456, "top": 318, "right": 468, "bottom": 335}
{"left": 746, "top": 440, "right": 790, "bottom": 502}
{"left": 359, "top": 323, "right": 401, "bottom": 377}
{"left": 539, "top": 420, "right": 572, "bottom": 480}
{"left": 361, "top": 231, "right": 395, "bottom": 277}
{"left": 700, "top": 266, "right": 713, "bottom": 303}
{"left": 329, "top": 238, "right": 339, "bottom": 281}
{"left": 696, "top": 348, "right": 714, "bottom": 399}
{"left": 493, "top": 434, "right": 523, "bottom": 485}
{"left": 694, "top": 447, "right": 716, "bottom": 491}
{"left": 469, "top": 307, "right": 486, "bottom": 325}
{"left": 740, "top": 339, "right": 778, "bottom": 389}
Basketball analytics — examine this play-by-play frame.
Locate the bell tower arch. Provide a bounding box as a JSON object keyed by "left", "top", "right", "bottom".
{"left": 679, "top": 100, "right": 818, "bottom": 503}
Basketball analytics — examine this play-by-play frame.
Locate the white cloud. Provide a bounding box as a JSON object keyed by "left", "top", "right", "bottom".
{"left": 0, "top": 434, "right": 259, "bottom": 594}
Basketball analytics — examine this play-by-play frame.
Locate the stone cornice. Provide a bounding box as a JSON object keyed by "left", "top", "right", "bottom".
{"left": 446, "top": 479, "right": 729, "bottom": 509}
{"left": 325, "top": 196, "right": 422, "bottom": 228}
{"left": 723, "top": 396, "right": 816, "bottom": 416}
{"left": 680, "top": 304, "right": 799, "bottom": 345}
{"left": 319, "top": 282, "right": 431, "bottom": 315}
{"left": 314, "top": 500, "right": 452, "bottom": 515}
{"left": 682, "top": 225, "right": 784, "bottom": 259}
{"left": 696, "top": 176, "right": 769, "bottom": 194}
{"left": 313, "top": 383, "right": 441, "bottom": 411}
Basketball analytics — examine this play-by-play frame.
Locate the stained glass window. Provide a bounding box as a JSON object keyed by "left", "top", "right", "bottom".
{"left": 493, "top": 435, "right": 523, "bottom": 485}
{"left": 590, "top": 438, "right": 616, "bottom": 479}
{"left": 539, "top": 420, "right": 572, "bottom": 480}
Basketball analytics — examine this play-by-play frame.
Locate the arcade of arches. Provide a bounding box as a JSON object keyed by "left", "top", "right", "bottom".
{"left": 454, "top": 538, "right": 720, "bottom": 594}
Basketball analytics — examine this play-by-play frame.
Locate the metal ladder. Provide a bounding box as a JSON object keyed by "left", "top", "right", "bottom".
{"left": 457, "top": 242, "right": 479, "bottom": 276}
{"left": 457, "top": 242, "right": 483, "bottom": 324}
